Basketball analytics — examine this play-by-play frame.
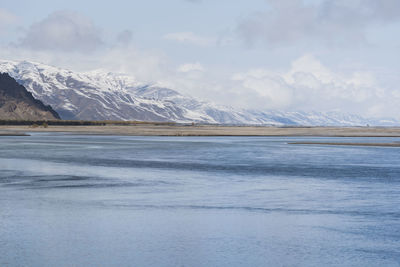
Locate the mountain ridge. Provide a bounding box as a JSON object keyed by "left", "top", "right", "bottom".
{"left": 0, "top": 59, "right": 398, "bottom": 126}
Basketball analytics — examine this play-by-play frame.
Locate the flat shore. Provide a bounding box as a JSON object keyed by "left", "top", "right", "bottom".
{"left": 2, "top": 124, "right": 400, "bottom": 137}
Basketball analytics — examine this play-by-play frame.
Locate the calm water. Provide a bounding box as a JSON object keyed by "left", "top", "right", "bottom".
{"left": 1, "top": 134, "right": 400, "bottom": 267}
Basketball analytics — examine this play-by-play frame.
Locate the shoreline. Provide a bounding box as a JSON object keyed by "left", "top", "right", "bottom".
{"left": 2, "top": 125, "right": 400, "bottom": 137}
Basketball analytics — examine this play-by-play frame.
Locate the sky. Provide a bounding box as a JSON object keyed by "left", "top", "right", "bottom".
{"left": 1, "top": 0, "right": 400, "bottom": 118}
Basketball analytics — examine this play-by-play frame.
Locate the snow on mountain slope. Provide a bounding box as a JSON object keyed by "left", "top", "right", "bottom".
{"left": 0, "top": 59, "right": 398, "bottom": 126}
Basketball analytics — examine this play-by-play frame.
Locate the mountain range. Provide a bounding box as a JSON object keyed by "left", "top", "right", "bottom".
{"left": 0, "top": 59, "right": 398, "bottom": 126}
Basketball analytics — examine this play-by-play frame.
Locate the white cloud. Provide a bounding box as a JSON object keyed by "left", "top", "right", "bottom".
{"left": 232, "top": 69, "right": 293, "bottom": 108}
{"left": 177, "top": 62, "right": 204, "bottom": 73}
{"left": 19, "top": 10, "right": 103, "bottom": 52}
{"left": 228, "top": 54, "right": 396, "bottom": 117}
{"left": 159, "top": 55, "right": 393, "bottom": 116}
{"left": 163, "top": 32, "right": 214, "bottom": 46}
{"left": 287, "top": 54, "right": 334, "bottom": 83}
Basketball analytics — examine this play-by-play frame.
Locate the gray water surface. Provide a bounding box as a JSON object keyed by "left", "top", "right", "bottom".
{"left": 1, "top": 134, "right": 400, "bottom": 266}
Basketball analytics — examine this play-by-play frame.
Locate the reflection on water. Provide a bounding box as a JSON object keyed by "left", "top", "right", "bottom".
{"left": 1, "top": 134, "right": 400, "bottom": 266}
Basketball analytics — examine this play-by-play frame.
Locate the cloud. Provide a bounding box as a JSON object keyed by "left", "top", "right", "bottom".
{"left": 177, "top": 62, "right": 204, "bottom": 73}
{"left": 19, "top": 10, "right": 103, "bottom": 52}
{"left": 163, "top": 32, "right": 214, "bottom": 46}
{"left": 227, "top": 54, "right": 396, "bottom": 117}
{"left": 232, "top": 70, "right": 294, "bottom": 109}
{"left": 157, "top": 55, "right": 391, "bottom": 116}
{"left": 237, "top": 0, "right": 400, "bottom": 47}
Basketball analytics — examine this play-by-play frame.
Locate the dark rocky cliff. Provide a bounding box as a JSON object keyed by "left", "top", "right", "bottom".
{"left": 0, "top": 73, "right": 60, "bottom": 120}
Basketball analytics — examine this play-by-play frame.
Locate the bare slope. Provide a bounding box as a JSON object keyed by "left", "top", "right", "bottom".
{"left": 0, "top": 73, "right": 60, "bottom": 120}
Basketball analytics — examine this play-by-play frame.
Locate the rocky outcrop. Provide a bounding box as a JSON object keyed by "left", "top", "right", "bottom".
{"left": 0, "top": 73, "right": 60, "bottom": 120}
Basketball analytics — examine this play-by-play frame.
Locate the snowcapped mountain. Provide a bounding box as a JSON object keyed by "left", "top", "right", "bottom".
{"left": 0, "top": 59, "right": 397, "bottom": 126}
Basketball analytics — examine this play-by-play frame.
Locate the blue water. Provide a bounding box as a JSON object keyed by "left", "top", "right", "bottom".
{"left": 1, "top": 134, "right": 400, "bottom": 267}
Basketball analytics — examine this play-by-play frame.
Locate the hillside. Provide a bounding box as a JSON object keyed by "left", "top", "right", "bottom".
{"left": 0, "top": 73, "right": 60, "bottom": 120}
